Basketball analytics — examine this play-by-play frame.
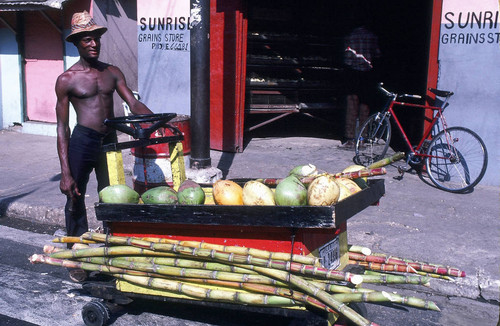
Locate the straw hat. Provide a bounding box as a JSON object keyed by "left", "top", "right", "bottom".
{"left": 66, "top": 11, "right": 107, "bottom": 42}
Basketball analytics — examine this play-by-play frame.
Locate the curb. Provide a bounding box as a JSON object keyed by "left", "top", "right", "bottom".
{"left": 0, "top": 199, "right": 100, "bottom": 229}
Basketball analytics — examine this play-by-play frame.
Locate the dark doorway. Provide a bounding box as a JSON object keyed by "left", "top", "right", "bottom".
{"left": 244, "top": 0, "right": 434, "bottom": 150}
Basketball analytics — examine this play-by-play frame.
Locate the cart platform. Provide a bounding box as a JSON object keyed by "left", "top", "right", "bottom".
{"left": 95, "top": 179, "right": 384, "bottom": 229}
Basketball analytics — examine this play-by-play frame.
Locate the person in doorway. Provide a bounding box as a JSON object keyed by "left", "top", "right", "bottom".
{"left": 55, "top": 11, "right": 153, "bottom": 281}
{"left": 339, "top": 23, "right": 381, "bottom": 149}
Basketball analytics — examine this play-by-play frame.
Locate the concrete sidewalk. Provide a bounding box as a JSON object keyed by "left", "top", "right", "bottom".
{"left": 0, "top": 128, "right": 499, "bottom": 308}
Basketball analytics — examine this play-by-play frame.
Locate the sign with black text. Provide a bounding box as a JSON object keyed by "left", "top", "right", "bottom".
{"left": 137, "top": 1, "right": 191, "bottom": 115}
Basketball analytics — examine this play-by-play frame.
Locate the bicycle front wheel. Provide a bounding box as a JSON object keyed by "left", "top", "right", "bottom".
{"left": 354, "top": 114, "right": 392, "bottom": 166}
{"left": 426, "top": 126, "right": 488, "bottom": 193}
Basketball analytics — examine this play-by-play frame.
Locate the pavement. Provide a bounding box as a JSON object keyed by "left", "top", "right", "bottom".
{"left": 0, "top": 127, "right": 499, "bottom": 310}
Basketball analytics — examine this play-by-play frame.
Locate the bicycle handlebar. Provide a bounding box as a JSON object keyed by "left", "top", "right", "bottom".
{"left": 377, "top": 83, "right": 395, "bottom": 97}
{"left": 377, "top": 83, "right": 422, "bottom": 100}
{"left": 401, "top": 94, "right": 422, "bottom": 100}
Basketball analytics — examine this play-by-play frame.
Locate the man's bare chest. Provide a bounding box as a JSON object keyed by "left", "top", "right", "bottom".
{"left": 70, "top": 70, "right": 115, "bottom": 99}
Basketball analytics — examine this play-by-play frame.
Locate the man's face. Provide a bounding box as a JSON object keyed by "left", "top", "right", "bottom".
{"left": 76, "top": 32, "right": 101, "bottom": 61}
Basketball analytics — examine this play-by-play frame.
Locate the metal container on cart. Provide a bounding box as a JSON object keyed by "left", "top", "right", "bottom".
{"left": 84, "top": 179, "right": 384, "bottom": 326}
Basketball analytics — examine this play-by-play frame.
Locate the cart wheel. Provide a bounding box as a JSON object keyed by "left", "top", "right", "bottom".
{"left": 82, "top": 299, "right": 111, "bottom": 326}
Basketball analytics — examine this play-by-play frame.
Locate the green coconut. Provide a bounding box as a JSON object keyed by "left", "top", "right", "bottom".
{"left": 177, "top": 180, "right": 205, "bottom": 205}
{"left": 275, "top": 175, "right": 307, "bottom": 206}
{"left": 99, "top": 184, "right": 140, "bottom": 204}
{"left": 288, "top": 164, "right": 318, "bottom": 178}
{"left": 141, "top": 186, "right": 178, "bottom": 204}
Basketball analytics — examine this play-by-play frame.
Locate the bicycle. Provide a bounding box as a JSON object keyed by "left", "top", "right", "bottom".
{"left": 353, "top": 83, "right": 488, "bottom": 193}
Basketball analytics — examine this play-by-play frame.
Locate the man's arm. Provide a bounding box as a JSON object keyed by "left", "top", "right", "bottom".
{"left": 112, "top": 66, "right": 153, "bottom": 115}
{"left": 55, "top": 74, "right": 80, "bottom": 201}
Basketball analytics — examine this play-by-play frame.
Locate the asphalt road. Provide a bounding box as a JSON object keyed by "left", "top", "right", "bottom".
{"left": 0, "top": 217, "right": 498, "bottom": 326}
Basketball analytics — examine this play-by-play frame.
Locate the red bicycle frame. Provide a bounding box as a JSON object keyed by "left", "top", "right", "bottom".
{"left": 387, "top": 100, "right": 447, "bottom": 159}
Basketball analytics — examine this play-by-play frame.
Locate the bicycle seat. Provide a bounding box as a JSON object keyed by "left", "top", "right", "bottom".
{"left": 428, "top": 88, "right": 454, "bottom": 97}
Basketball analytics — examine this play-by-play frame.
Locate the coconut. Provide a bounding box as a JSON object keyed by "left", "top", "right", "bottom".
{"left": 288, "top": 164, "right": 318, "bottom": 178}
{"left": 275, "top": 175, "right": 307, "bottom": 206}
{"left": 213, "top": 180, "right": 243, "bottom": 205}
{"left": 336, "top": 178, "right": 362, "bottom": 201}
{"left": 141, "top": 186, "right": 178, "bottom": 204}
{"left": 307, "top": 175, "right": 340, "bottom": 206}
{"left": 342, "top": 164, "right": 368, "bottom": 189}
{"left": 177, "top": 180, "right": 205, "bottom": 205}
{"left": 242, "top": 180, "right": 275, "bottom": 206}
{"left": 99, "top": 184, "right": 140, "bottom": 204}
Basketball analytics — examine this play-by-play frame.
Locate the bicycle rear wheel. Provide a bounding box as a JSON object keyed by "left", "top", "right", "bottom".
{"left": 426, "top": 126, "right": 488, "bottom": 193}
{"left": 354, "top": 114, "right": 392, "bottom": 166}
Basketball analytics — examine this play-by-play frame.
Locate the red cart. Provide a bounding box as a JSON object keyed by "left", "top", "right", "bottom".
{"left": 80, "top": 114, "right": 384, "bottom": 326}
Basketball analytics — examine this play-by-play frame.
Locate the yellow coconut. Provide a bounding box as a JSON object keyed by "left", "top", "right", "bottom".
{"left": 242, "top": 180, "right": 275, "bottom": 206}
{"left": 307, "top": 175, "right": 340, "bottom": 206}
{"left": 212, "top": 180, "right": 243, "bottom": 205}
{"left": 336, "top": 177, "right": 362, "bottom": 201}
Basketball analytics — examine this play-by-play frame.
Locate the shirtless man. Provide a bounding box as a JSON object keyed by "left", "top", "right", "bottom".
{"left": 55, "top": 11, "right": 152, "bottom": 255}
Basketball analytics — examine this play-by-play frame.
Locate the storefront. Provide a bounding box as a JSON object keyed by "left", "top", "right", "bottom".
{"left": 136, "top": 0, "right": 437, "bottom": 153}
{"left": 0, "top": 0, "right": 497, "bottom": 185}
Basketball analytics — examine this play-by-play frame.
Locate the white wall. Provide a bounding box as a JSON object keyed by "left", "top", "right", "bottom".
{"left": 438, "top": 0, "right": 500, "bottom": 186}
{"left": 137, "top": 0, "right": 191, "bottom": 115}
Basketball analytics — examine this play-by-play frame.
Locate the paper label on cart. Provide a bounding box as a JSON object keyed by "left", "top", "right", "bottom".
{"left": 318, "top": 237, "right": 340, "bottom": 270}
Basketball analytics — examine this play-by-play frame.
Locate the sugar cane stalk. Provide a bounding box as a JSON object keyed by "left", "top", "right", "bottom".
{"left": 307, "top": 280, "right": 375, "bottom": 294}
{"left": 349, "top": 252, "right": 465, "bottom": 277}
{"left": 114, "top": 256, "right": 260, "bottom": 275}
{"left": 370, "top": 252, "right": 464, "bottom": 275}
{"left": 29, "top": 254, "right": 150, "bottom": 277}
{"left": 52, "top": 236, "right": 96, "bottom": 244}
{"left": 364, "top": 270, "right": 453, "bottom": 281}
{"left": 80, "top": 256, "right": 284, "bottom": 286}
{"left": 255, "top": 167, "right": 386, "bottom": 187}
{"left": 114, "top": 274, "right": 299, "bottom": 307}
{"left": 367, "top": 152, "right": 405, "bottom": 169}
{"left": 48, "top": 245, "right": 177, "bottom": 259}
{"left": 348, "top": 245, "right": 372, "bottom": 256}
{"left": 333, "top": 168, "right": 386, "bottom": 179}
{"left": 330, "top": 291, "right": 440, "bottom": 311}
{"left": 140, "top": 236, "right": 320, "bottom": 266}
{"left": 351, "top": 260, "right": 453, "bottom": 280}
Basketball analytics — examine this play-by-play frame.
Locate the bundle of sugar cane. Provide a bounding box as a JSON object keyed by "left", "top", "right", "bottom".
{"left": 31, "top": 249, "right": 440, "bottom": 312}
{"left": 79, "top": 232, "right": 430, "bottom": 285}
{"left": 31, "top": 253, "right": 378, "bottom": 325}
{"left": 30, "top": 233, "right": 446, "bottom": 326}
{"left": 348, "top": 251, "right": 466, "bottom": 278}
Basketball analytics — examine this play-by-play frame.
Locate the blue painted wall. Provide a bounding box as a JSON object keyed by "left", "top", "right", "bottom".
{"left": 0, "top": 28, "right": 23, "bottom": 129}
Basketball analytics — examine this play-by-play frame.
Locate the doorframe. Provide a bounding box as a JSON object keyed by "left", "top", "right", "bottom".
{"left": 425, "top": 0, "right": 443, "bottom": 129}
